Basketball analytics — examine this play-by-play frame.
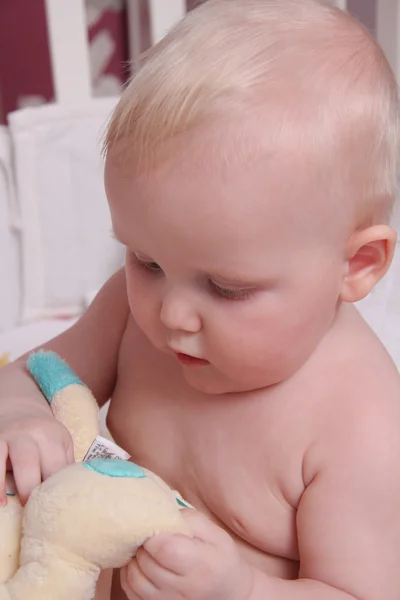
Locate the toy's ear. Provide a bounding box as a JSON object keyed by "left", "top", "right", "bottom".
{"left": 340, "top": 225, "right": 397, "bottom": 303}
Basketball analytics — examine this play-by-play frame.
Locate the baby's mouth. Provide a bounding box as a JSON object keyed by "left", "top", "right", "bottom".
{"left": 175, "top": 353, "right": 210, "bottom": 367}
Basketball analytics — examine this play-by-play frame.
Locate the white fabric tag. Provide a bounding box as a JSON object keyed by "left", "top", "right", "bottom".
{"left": 83, "top": 435, "right": 131, "bottom": 462}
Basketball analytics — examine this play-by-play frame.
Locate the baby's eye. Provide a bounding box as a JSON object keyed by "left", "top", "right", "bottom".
{"left": 130, "top": 253, "right": 163, "bottom": 273}
{"left": 209, "top": 281, "right": 253, "bottom": 300}
{"left": 139, "top": 260, "right": 162, "bottom": 272}
{"left": 141, "top": 261, "right": 162, "bottom": 272}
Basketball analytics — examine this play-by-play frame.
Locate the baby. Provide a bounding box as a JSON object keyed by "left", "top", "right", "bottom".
{"left": 1, "top": 1, "right": 400, "bottom": 599}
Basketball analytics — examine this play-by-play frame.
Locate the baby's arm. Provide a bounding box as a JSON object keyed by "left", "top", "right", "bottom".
{"left": 0, "top": 269, "right": 130, "bottom": 502}
{"left": 249, "top": 394, "right": 400, "bottom": 600}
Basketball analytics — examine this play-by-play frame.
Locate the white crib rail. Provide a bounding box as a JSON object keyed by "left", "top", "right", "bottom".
{"left": 44, "top": 0, "right": 187, "bottom": 99}
{"left": 126, "top": 0, "right": 186, "bottom": 53}
{"left": 43, "top": 0, "right": 400, "bottom": 102}
{"left": 44, "top": 0, "right": 92, "bottom": 103}
{"left": 147, "top": 0, "right": 186, "bottom": 44}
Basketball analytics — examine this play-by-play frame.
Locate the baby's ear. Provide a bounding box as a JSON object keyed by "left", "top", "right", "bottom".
{"left": 340, "top": 225, "right": 397, "bottom": 303}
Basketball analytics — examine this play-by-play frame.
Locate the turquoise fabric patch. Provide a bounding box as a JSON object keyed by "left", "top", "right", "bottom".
{"left": 6, "top": 492, "right": 16, "bottom": 497}
{"left": 176, "top": 496, "right": 191, "bottom": 508}
{"left": 83, "top": 459, "right": 146, "bottom": 478}
{"left": 27, "top": 351, "right": 84, "bottom": 404}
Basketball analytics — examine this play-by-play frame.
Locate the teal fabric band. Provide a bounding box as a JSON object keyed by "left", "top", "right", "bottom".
{"left": 27, "top": 350, "right": 84, "bottom": 404}
{"left": 83, "top": 458, "right": 146, "bottom": 478}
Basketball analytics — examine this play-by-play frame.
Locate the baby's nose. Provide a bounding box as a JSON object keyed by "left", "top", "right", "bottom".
{"left": 160, "top": 292, "right": 201, "bottom": 333}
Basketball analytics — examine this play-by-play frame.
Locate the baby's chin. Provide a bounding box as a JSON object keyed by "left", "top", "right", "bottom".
{"left": 182, "top": 366, "right": 275, "bottom": 396}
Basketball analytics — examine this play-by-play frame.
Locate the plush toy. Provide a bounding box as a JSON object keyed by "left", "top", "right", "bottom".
{"left": 0, "top": 353, "right": 9, "bottom": 368}
{"left": 0, "top": 351, "right": 188, "bottom": 600}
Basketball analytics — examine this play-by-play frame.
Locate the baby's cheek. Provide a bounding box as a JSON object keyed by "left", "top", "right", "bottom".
{"left": 210, "top": 318, "right": 269, "bottom": 371}
{"left": 208, "top": 308, "right": 296, "bottom": 384}
{"left": 211, "top": 305, "right": 272, "bottom": 351}
{"left": 126, "top": 272, "right": 159, "bottom": 332}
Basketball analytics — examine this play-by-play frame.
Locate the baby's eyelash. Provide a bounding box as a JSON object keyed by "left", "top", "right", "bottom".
{"left": 142, "top": 262, "right": 162, "bottom": 272}
{"left": 130, "top": 254, "right": 163, "bottom": 272}
{"left": 209, "top": 281, "right": 253, "bottom": 300}
{"left": 128, "top": 253, "right": 253, "bottom": 299}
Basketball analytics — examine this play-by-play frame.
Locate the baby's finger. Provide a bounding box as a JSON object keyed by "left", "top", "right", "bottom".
{"left": 136, "top": 547, "right": 178, "bottom": 588}
{"left": 8, "top": 438, "right": 41, "bottom": 505}
{"left": 120, "top": 567, "right": 141, "bottom": 600}
{"left": 0, "top": 439, "right": 8, "bottom": 506}
{"left": 122, "top": 561, "right": 158, "bottom": 600}
{"left": 144, "top": 533, "right": 198, "bottom": 575}
{"left": 39, "top": 445, "right": 71, "bottom": 481}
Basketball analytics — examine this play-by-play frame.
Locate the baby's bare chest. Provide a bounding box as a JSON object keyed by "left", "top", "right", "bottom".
{"left": 108, "top": 324, "right": 309, "bottom": 579}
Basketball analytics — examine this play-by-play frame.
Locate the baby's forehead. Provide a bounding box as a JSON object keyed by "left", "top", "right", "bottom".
{"left": 143, "top": 110, "right": 342, "bottom": 204}
{"left": 108, "top": 118, "right": 348, "bottom": 249}
{"left": 111, "top": 103, "right": 319, "bottom": 176}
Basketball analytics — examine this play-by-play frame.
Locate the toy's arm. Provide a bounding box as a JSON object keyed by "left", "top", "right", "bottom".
{"left": 27, "top": 351, "right": 99, "bottom": 462}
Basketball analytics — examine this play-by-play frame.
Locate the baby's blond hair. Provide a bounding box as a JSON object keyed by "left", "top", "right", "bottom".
{"left": 105, "top": 0, "right": 400, "bottom": 221}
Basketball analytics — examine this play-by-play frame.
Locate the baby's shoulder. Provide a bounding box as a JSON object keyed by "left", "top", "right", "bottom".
{"left": 303, "top": 312, "right": 400, "bottom": 480}
{"left": 313, "top": 304, "right": 399, "bottom": 407}
{"left": 330, "top": 310, "right": 400, "bottom": 411}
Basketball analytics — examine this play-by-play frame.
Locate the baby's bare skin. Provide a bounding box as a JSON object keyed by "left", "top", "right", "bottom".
{"left": 102, "top": 292, "right": 400, "bottom": 599}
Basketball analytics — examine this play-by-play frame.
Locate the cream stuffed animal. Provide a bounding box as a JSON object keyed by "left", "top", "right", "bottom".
{"left": 0, "top": 351, "right": 187, "bottom": 600}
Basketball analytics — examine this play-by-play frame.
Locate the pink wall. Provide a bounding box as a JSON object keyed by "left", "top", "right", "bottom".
{"left": 0, "top": 0, "right": 128, "bottom": 124}
{"left": 0, "top": 0, "right": 54, "bottom": 122}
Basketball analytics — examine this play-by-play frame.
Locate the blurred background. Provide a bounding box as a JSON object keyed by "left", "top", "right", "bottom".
{"left": 0, "top": 0, "right": 400, "bottom": 370}
{"left": 0, "top": 0, "right": 207, "bottom": 121}
{"left": 0, "top": 0, "right": 382, "bottom": 123}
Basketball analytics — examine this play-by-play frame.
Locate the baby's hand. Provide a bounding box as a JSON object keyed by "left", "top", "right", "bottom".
{"left": 0, "top": 399, "right": 74, "bottom": 505}
{"left": 121, "top": 510, "right": 253, "bottom": 600}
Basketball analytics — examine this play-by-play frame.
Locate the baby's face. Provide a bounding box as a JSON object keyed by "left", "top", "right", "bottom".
{"left": 106, "top": 126, "right": 346, "bottom": 394}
